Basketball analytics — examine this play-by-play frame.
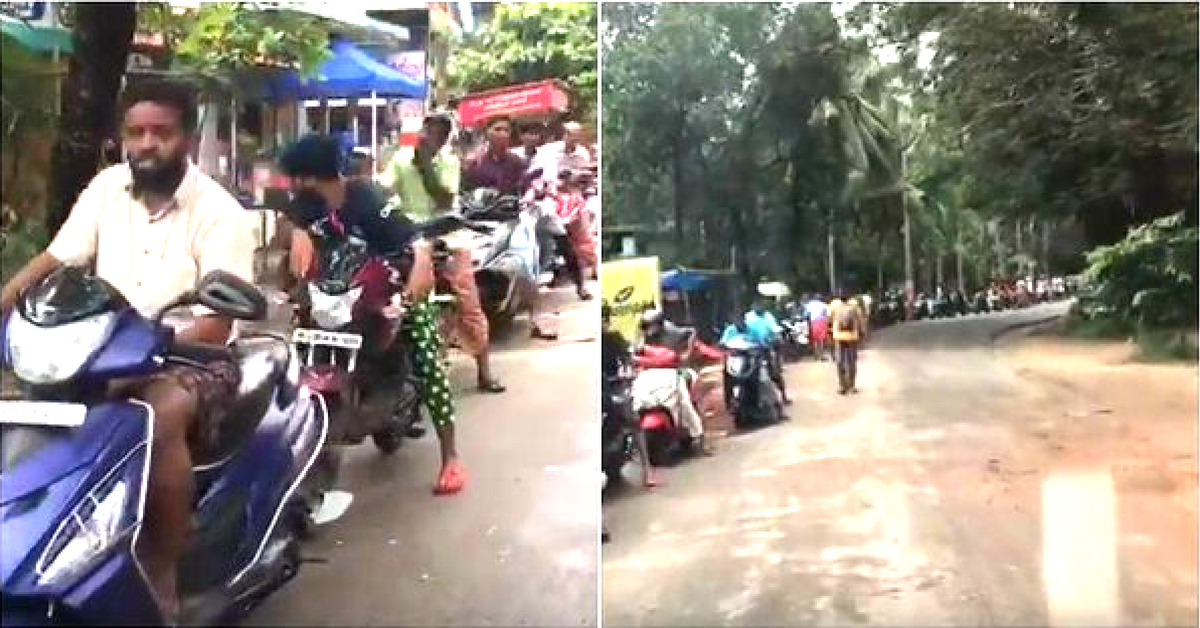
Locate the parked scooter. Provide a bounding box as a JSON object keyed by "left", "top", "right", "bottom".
{"left": 0, "top": 268, "right": 326, "bottom": 626}
{"left": 454, "top": 173, "right": 543, "bottom": 328}
{"left": 778, "top": 315, "right": 810, "bottom": 361}
{"left": 723, "top": 337, "right": 783, "bottom": 428}
{"left": 629, "top": 345, "right": 701, "bottom": 466}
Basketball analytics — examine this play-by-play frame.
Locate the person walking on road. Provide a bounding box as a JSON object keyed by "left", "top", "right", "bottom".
{"left": 378, "top": 113, "right": 506, "bottom": 393}
{"left": 829, "top": 293, "right": 868, "bottom": 395}
{"left": 805, "top": 293, "right": 831, "bottom": 361}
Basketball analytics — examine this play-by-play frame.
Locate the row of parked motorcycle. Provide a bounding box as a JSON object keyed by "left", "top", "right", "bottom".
{"left": 0, "top": 172, "right": 589, "bottom": 626}
{"left": 602, "top": 334, "right": 786, "bottom": 489}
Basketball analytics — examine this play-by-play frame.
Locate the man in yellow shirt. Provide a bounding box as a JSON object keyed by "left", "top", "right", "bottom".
{"left": 379, "top": 113, "right": 505, "bottom": 393}
{"left": 828, "top": 292, "right": 868, "bottom": 394}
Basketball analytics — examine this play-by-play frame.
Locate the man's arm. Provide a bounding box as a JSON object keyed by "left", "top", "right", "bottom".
{"left": 2, "top": 172, "right": 106, "bottom": 314}
{"left": 181, "top": 209, "right": 256, "bottom": 345}
{"left": 1, "top": 253, "right": 61, "bottom": 315}
{"left": 414, "top": 153, "right": 455, "bottom": 210}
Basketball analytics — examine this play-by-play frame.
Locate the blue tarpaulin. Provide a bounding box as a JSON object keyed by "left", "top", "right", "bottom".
{"left": 661, "top": 269, "right": 712, "bottom": 293}
{"left": 261, "top": 40, "right": 425, "bottom": 100}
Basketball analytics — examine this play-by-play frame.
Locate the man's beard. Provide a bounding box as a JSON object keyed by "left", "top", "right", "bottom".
{"left": 129, "top": 155, "right": 188, "bottom": 196}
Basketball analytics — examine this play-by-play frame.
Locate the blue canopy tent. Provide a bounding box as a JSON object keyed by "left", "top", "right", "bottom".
{"left": 246, "top": 40, "right": 426, "bottom": 166}
{"left": 661, "top": 269, "right": 712, "bottom": 293}
{"left": 273, "top": 40, "right": 425, "bottom": 99}
{"left": 661, "top": 268, "right": 740, "bottom": 342}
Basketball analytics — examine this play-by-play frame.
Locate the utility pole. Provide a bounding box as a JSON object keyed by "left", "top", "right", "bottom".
{"left": 902, "top": 149, "right": 914, "bottom": 318}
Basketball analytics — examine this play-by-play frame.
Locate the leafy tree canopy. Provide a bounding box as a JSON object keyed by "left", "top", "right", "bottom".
{"left": 449, "top": 2, "right": 597, "bottom": 125}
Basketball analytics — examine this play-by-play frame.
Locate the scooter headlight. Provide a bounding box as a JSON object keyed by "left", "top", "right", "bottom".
{"left": 36, "top": 457, "right": 137, "bottom": 586}
{"left": 309, "top": 285, "right": 363, "bottom": 329}
{"left": 5, "top": 312, "right": 117, "bottom": 385}
{"left": 726, "top": 355, "right": 747, "bottom": 376}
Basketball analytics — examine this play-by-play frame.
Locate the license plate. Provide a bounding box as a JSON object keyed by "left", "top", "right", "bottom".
{"left": 0, "top": 401, "right": 87, "bottom": 428}
{"left": 291, "top": 329, "right": 363, "bottom": 350}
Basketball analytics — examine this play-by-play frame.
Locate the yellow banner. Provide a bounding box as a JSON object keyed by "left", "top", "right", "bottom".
{"left": 601, "top": 256, "right": 661, "bottom": 342}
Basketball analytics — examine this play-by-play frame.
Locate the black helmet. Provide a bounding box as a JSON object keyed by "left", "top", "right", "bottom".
{"left": 639, "top": 309, "right": 664, "bottom": 330}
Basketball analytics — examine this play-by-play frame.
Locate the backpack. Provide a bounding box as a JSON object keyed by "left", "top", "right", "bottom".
{"left": 834, "top": 304, "right": 858, "bottom": 333}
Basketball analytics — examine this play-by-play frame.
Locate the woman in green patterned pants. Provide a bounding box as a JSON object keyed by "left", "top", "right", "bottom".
{"left": 402, "top": 297, "right": 465, "bottom": 494}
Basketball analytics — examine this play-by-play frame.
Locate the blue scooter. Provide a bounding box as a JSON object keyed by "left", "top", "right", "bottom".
{"left": 1, "top": 267, "right": 328, "bottom": 626}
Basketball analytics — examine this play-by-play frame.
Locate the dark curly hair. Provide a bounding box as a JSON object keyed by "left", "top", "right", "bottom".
{"left": 119, "top": 78, "right": 198, "bottom": 133}
{"left": 279, "top": 134, "right": 344, "bottom": 180}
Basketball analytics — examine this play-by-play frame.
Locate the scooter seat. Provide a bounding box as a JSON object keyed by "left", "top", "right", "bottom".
{"left": 192, "top": 335, "right": 295, "bottom": 468}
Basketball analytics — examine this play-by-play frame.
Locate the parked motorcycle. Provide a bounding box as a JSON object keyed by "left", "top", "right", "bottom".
{"left": 778, "top": 316, "right": 810, "bottom": 361}
{"left": 723, "top": 337, "right": 783, "bottom": 428}
{"left": 0, "top": 267, "right": 326, "bottom": 626}
{"left": 601, "top": 353, "right": 636, "bottom": 485}
{"left": 291, "top": 216, "right": 483, "bottom": 493}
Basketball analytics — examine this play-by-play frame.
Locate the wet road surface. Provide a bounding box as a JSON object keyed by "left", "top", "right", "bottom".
{"left": 251, "top": 283, "right": 599, "bottom": 626}
{"left": 602, "top": 302, "right": 1198, "bottom": 627}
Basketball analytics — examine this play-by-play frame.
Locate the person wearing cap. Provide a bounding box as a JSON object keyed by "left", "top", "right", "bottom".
{"left": 280, "top": 133, "right": 469, "bottom": 495}
{"left": 379, "top": 113, "right": 506, "bottom": 393}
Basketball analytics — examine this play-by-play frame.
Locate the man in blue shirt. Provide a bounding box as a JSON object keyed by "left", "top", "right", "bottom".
{"left": 745, "top": 300, "right": 790, "bottom": 405}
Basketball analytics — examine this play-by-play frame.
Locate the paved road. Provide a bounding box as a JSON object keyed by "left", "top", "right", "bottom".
{"left": 603, "top": 302, "right": 1197, "bottom": 627}
{"left": 251, "top": 283, "right": 599, "bottom": 627}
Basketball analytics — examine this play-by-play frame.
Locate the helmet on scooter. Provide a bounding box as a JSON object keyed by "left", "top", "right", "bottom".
{"left": 639, "top": 308, "right": 665, "bottom": 332}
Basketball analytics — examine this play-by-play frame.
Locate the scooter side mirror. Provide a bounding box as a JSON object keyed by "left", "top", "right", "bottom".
{"left": 196, "top": 271, "right": 268, "bottom": 321}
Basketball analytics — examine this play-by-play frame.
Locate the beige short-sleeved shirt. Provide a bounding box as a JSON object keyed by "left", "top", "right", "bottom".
{"left": 47, "top": 162, "right": 255, "bottom": 325}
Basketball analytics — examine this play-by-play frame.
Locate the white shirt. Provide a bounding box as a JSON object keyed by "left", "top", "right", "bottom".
{"left": 47, "top": 162, "right": 256, "bottom": 325}
{"left": 805, "top": 300, "right": 829, "bottom": 321}
{"left": 530, "top": 140, "right": 591, "bottom": 184}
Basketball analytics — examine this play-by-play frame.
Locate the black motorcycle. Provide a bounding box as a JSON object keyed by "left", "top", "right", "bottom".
{"left": 601, "top": 355, "right": 637, "bottom": 486}
{"left": 723, "top": 338, "right": 783, "bottom": 428}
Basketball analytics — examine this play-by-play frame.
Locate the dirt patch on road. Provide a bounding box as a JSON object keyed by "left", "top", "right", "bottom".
{"left": 1001, "top": 332, "right": 1198, "bottom": 625}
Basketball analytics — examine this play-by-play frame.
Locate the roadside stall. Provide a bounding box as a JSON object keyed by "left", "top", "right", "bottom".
{"left": 455, "top": 79, "right": 572, "bottom": 129}
{"left": 660, "top": 267, "right": 740, "bottom": 344}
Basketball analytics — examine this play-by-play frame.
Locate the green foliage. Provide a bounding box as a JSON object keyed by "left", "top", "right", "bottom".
{"left": 1077, "top": 212, "right": 1198, "bottom": 334}
{"left": 857, "top": 3, "right": 1199, "bottom": 245}
{"left": 450, "top": 3, "right": 597, "bottom": 124}
{"left": 138, "top": 3, "right": 331, "bottom": 77}
{"left": 0, "top": 220, "right": 48, "bottom": 284}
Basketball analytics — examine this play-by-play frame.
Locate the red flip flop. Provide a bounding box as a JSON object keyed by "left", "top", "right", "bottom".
{"left": 434, "top": 462, "right": 467, "bottom": 495}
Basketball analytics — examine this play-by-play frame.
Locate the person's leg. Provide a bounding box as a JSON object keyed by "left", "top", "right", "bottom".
{"left": 634, "top": 427, "right": 660, "bottom": 487}
{"left": 768, "top": 346, "right": 789, "bottom": 404}
{"left": 407, "top": 300, "right": 465, "bottom": 494}
{"left": 554, "top": 233, "right": 590, "bottom": 299}
{"left": 673, "top": 372, "right": 713, "bottom": 455}
{"left": 847, "top": 340, "right": 860, "bottom": 392}
{"left": 449, "top": 248, "right": 504, "bottom": 392}
{"left": 834, "top": 341, "right": 848, "bottom": 393}
{"left": 137, "top": 380, "right": 197, "bottom": 620}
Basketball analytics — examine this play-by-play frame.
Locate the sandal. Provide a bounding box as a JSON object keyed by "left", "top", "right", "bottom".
{"left": 531, "top": 326, "right": 559, "bottom": 341}
{"left": 477, "top": 379, "right": 507, "bottom": 394}
{"left": 434, "top": 461, "right": 467, "bottom": 495}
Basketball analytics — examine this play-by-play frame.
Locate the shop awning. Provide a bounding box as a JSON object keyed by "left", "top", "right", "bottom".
{"left": 456, "top": 79, "right": 571, "bottom": 127}
{"left": 1, "top": 15, "right": 71, "bottom": 53}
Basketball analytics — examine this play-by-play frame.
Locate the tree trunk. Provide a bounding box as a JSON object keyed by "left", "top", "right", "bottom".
{"left": 826, "top": 208, "right": 837, "bottom": 295}
{"left": 47, "top": 4, "right": 137, "bottom": 234}
{"left": 672, "top": 115, "right": 686, "bottom": 259}
{"left": 955, "top": 240, "right": 966, "bottom": 292}
{"left": 935, "top": 254, "right": 945, "bottom": 289}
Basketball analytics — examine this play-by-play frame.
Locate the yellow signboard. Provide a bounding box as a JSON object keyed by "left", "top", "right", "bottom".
{"left": 601, "top": 256, "right": 661, "bottom": 342}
